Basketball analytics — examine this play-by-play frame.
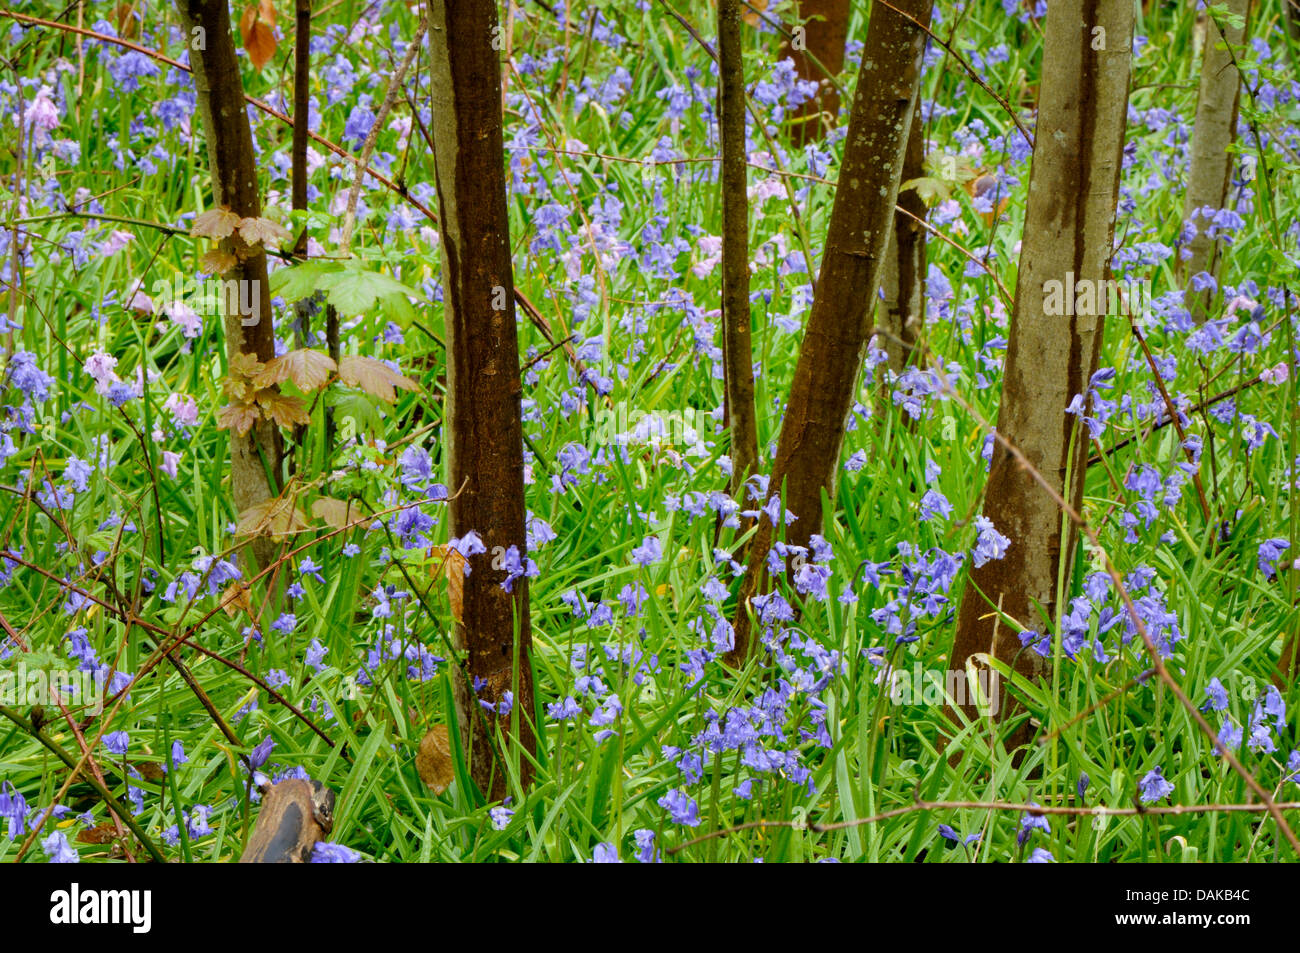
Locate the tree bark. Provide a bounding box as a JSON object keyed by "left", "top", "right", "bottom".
{"left": 290, "top": 0, "right": 312, "bottom": 452}
{"left": 1180, "top": 0, "right": 1248, "bottom": 322}
{"left": 879, "top": 99, "right": 927, "bottom": 375}
{"left": 427, "top": 0, "right": 536, "bottom": 799}
{"left": 946, "top": 0, "right": 1133, "bottom": 737}
{"left": 780, "top": 0, "right": 851, "bottom": 146}
{"left": 177, "top": 0, "right": 282, "bottom": 565}
{"left": 727, "top": 0, "right": 933, "bottom": 666}
{"left": 718, "top": 0, "right": 759, "bottom": 491}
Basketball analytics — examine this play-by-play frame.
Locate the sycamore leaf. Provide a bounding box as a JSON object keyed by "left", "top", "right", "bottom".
{"left": 415, "top": 725, "right": 454, "bottom": 795}
{"left": 338, "top": 355, "right": 418, "bottom": 403}
{"left": 228, "top": 352, "right": 265, "bottom": 381}
{"left": 311, "top": 497, "right": 372, "bottom": 529}
{"left": 253, "top": 348, "right": 337, "bottom": 391}
{"left": 899, "top": 175, "right": 949, "bottom": 207}
{"left": 326, "top": 269, "right": 417, "bottom": 316}
{"left": 191, "top": 208, "right": 241, "bottom": 240}
{"left": 216, "top": 402, "right": 261, "bottom": 435}
{"left": 235, "top": 496, "right": 309, "bottom": 539}
{"left": 199, "top": 247, "right": 239, "bottom": 274}
{"left": 256, "top": 390, "right": 311, "bottom": 429}
{"left": 270, "top": 259, "right": 338, "bottom": 302}
{"left": 221, "top": 375, "right": 252, "bottom": 402}
{"left": 239, "top": 1, "right": 278, "bottom": 71}
{"left": 238, "top": 216, "right": 292, "bottom": 248}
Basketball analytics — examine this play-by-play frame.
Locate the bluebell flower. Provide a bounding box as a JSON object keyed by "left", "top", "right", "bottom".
{"left": 1138, "top": 766, "right": 1174, "bottom": 803}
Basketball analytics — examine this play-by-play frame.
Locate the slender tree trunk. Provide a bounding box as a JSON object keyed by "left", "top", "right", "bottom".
{"left": 1181, "top": 0, "right": 1248, "bottom": 322}
{"left": 727, "top": 0, "right": 933, "bottom": 666}
{"left": 780, "top": 0, "right": 851, "bottom": 145}
{"left": 946, "top": 0, "right": 1133, "bottom": 737}
{"left": 291, "top": 0, "right": 310, "bottom": 255}
{"left": 177, "top": 0, "right": 282, "bottom": 563}
{"left": 718, "top": 0, "right": 759, "bottom": 491}
{"left": 290, "top": 0, "right": 312, "bottom": 451}
{"left": 427, "top": 0, "right": 536, "bottom": 799}
{"left": 879, "top": 100, "right": 927, "bottom": 375}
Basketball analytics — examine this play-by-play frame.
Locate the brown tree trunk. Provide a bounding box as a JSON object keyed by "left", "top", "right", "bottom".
{"left": 780, "top": 0, "right": 851, "bottom": 145}
{"left": 291, "top": 0, "right": 310, "bottom": 251}
{"left": 879, "top": 99, "right": 927, "bottom": 375}
{"left": 290, "top": 0, "right": 312, "bottom": 452}
{"left": 718, "top": 0, "right": 759, "bottom": 491}
{"left": 427, "top": 0, "right": 536, "bottom": 799}
{"left": 1180, "top": 0, "right": 1248, "bottom": 322}
{"left": 727, "top": 0, "right": 933, "bottom": 666}
{"left": 946, "top": 0, "right": 1133, "bottom": 738}
{"left": 177, "top": 0, "right": 282, "bottom": 564}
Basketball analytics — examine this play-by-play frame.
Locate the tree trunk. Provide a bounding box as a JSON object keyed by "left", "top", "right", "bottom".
{"left": 946, "top": 0, "right": 1133, "bottom": 737}
{"left": 427, "top": 0, "right": 536, "bottom": 799}
{"left": 780, "top": 0, "right": 851, "bottom": 146}
{"left": 718, "top": 0, "right": 759, "bottom": 491}
{"left": 727, "top": 0, "right": 933, "bottom": 666}
{"left": 290, "top": 0, "right": 312, "bottom": 452}
{"left": 177, "top": 0, "right": 282, "bottom": 565}
{"left": 1181, "top": 0, "right": 1248, "bottom": 322}
{"left": 879, "top": 99, "right": 927, "bottom": 375}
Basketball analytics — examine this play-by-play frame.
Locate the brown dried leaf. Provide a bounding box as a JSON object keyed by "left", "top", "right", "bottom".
{"left": 238, "top": 216, "right": 293, "bottom": 249}
{"left": 311, "top": 497, "right": 371, "bottom": 529}
{"left": 338, "top": 355, "right": 418, "bottom": 403}
{"left": 742, "top": 0, "right": 768, "bottom": 26}
{"left": 239, "top": 2, "right": 278, "bottom": 71}
{"left": 76, "top": 824, "right": 119, "bottom": 845}
{"left": 216, "top": 402, "right": 261, "bottom": 435}
{"left": 114, "top": 2, "right": 138, "bottom": 38}
{"left": 191, "top": 208, "right": 242, "bottom": 240}
{"left": 220, "top": 582, "right": 253, "bottom": 617}
{"left": 253, "top": 348, "right": 337, "bottom": 392}
{"left": 235, "top": 496, "right": 310, "bottom": 538}
{"left": 415, "top": 724, "right": 454, "bottom": 795}
{"left": 428, "top": 544, "right": 466, "bottom": 622}
{"left": 256, "top": 390, "right": 311, "bottom": 429}
{"left": 133, "top": 761, "right": 166, "bottom": 783}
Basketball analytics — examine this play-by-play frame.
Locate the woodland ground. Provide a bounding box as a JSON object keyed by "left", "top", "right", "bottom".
{"left": 1, "top": 0, "right": 1299, "bottom": 862}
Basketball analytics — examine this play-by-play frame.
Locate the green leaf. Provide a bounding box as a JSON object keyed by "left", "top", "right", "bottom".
{"left": 269, "top": 260, "right": 339, "bottom": 303}
{"left": 326, "top": 268, "right": 417, "bottom": 316}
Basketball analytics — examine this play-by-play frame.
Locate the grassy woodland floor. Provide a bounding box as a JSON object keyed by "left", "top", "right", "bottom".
{"left": 1, "top": 0, "right": 1299, "bottom": 863}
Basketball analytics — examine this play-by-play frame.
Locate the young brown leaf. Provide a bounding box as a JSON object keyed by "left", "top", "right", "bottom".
{"left": 253, "top": 348, "right": 337, "bottom": 391}
{"left": 191, "top": 207, "right": 241, "bottom": 240}
{"left": 256, "top": 390, "right": 311, "bottom": 429}
{"left": 228, "top": 352, "right": 265, "bottom": 381}
{"left": 216, "top": 402, "right": 261, "bottom": 435}
{"left": 238, "top": 216, "right": 293, "bottom": 248}
{"left": 338, "top": 355, "right": 418, "bottom": 403}
{"left": 198, "top": 247, "right": 239, "bottom": 275}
